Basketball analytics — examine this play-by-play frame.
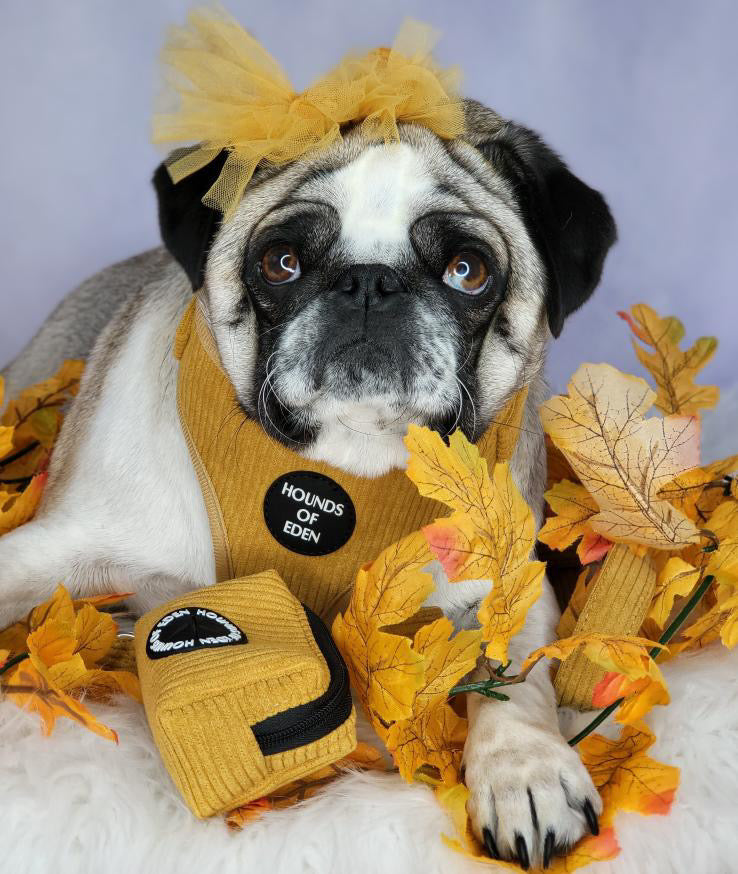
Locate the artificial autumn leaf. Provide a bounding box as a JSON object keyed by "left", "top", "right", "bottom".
{"left": 1, "top": 360, "right": 84, "bottom": 433}
{"left": 73, "top": 604, "right": 118, "bottom": 666}
{"left": 411, "top": 619, "right": 481, "bottom": 711}
{"left": 0, "top": 472, "right": 47, "bottom": 536}
{"left": 477, "top": 560, "right": 545, "bottom": 663}
{"left": 409, "top": 428, "right": 544, "bottom": 664}
{"left": 708, "top": 499, "right": 738, "bottom": 543}
{"left": 580, "top": 723, "right": 678, "bottom": 821}
{"left": 540, "top": 480, "right": 613, "bottom": 565}
{"left": 592, "top": 670, "right": 670, "bottom": 725}
{"left": 540, "top": 481, "right": 598, "bottom": 551}
{"left": 29, "top": 583, "right": 76, "bottom": 634}
{"left": 334, "top": 615, "right": 425, "bottom": 724}
{"left": 350, "top": 531, "right": 435, "bottom": 634}
{"left": 619, "top": 304, "right": 719, "bottom": 416}
{"left": 647, "top": 557, "right": 700, "bottom": 630}
{"left": 405, "top": 425, "right": 491, "bottom": 518}
{"left": 676, "top": 589, "right": 738, "bottom": 652}
{"left": 383, "top": 619, "right": 481, "bottom": 782}
{"left": 658, "top": 454, "right": 738, "bottom": 523}
{"left": 706, "top": 538, "right": 738, "bottom": 585}
{"left": 523, "top": 633, "right": 667, "bottom": 703}
{"left": 545, "top": 433, "right": 580, "bottom": 490}
{"left": 26, "top": 619, "right": 77, "bottom": 670}
{"left": 408, "top": 428, "right": 539, "bottom": 589}
{"left": 541, "top": 363, "right": 701, "bottom": 550}
{"left": 0, "top": 582, "right": 141, "bottom": 736}
{"left": 386, "top": 700, "right": 467, "bottom": 784}
{"left": 4, "top": 660, "right": 118, "bottom": 742}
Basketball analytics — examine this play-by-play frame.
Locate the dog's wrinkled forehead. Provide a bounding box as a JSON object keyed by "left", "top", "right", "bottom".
{"left": 221, "top": 125, "right": 520, "bottom": 278}
{"left": 335, "top": 145, "right": 429, "bottom": 259}
{"left": 313, "top": 142, "right": 438, "bottom": 262}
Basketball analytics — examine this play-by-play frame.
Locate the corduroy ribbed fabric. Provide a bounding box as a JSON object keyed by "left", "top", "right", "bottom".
{"left": 134, "top": 573, "right": 356, "bottom": 818}
{"left": 553, "top": 544, "right": 657, "bottom": 709}
{"left": 174, "top": 297, "right": 529, "bottom": 622}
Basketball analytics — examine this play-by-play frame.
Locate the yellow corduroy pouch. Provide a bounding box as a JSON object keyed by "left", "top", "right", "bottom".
{"left": 134, "top": 572, "right": 356, "bottom": 818}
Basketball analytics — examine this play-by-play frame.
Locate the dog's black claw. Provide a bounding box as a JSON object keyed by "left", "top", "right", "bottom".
{"left": 515, "top": 833, "right": 530, "bottom": 870}
{"left": 582, "top": 799, "right": 599, "bottom": 836}
{"left": 543, "top": 830, "right": 555, "bottom": 868}
{"left": 482, "top": 826, "right": 499, "bottom": 859}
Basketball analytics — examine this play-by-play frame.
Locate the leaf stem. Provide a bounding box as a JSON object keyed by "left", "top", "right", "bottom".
{"left": 0, "top": 652, "right": 29, "bottom": 676}
{"left": 567, "top": 572, "right": 715, "bottom": 747}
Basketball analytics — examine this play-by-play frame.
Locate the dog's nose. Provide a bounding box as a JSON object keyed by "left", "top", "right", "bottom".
{"left": 335, "top": 264, "right": 405, "bottom": 303}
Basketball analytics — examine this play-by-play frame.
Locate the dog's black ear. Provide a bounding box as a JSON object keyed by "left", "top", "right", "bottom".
{"left": 152, "top": 149, "right": 228, "bottom": 290}
{"left": 470, "top": 108, "right": 616, "bottom": 337}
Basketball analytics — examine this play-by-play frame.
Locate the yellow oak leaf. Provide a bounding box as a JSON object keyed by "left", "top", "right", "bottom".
{"left": 350, "top": 531, "right": 435, "bottom": 634}
{"left": 706, "top": 538, "right": 738, "bottom": 584}
{"left": 26, "top": 619, "right": 77, "bottom": 670}
{"left": 541, "top": 363, "right": 701, "bottom": 550}
{"left": 708, "top": 499, "right": 738, "bottom": 543}
{"left": 619, "top": 304, "right": 719, "bottom": 416}
{"left": 523, "top": 633, "right": 666, "bottom": 696}
{"left": 386, "top": 700, "right": 467, "bottom": 784}
{"left": 477, "top": 560, "right": 545, "bottom": 663}
{"left": 658, "top": 454, "right": 738, "bottom": 523}
{"left": 647, "top": 557, "right": 700, "bottom": 629}
{"left": 540, "top": 480, "right": 599, "bottom": 552}
{"left": 28, "top": 583, "right": 76, "bottom": 634}
{"left": 0, "top": 583, "right": 79, "bottom": 655}
{"left": 411, "top": 618, "right": 482, "bottom": 712}
{"left": 579, "top": 723, "right": 678, "bottom": 821}
{"left": 381, "top": 620, "right": 480, "bottom": 782}
{"left": 0, "top": 472, "right": 47, "bottom": 536}
{"left": 0, "top": 621, "right": 30, "bottom": 656}
{"left": 1, "top": 361, "right": 84, "bottom": 431}
{"left": 73, "top": 604, "right": 118, "bottom": 666}
{"left": 592, "top": 668, "right": 670, "bottom": 725}
{"left": 405, "top": 425, "right": 491, "bottom": 518}
{"left": 332, "top": 614, "right": 424, "bottom": 724}
{"left": 4, "top": 660, "right": 118, "bottom": 742}
{"left": 674, "top": 583, "right": 738, "bottom": 653}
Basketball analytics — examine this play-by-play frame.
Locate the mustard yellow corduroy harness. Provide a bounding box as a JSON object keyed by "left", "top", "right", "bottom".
{"left": 173, "top": 297, "right": 528, "bottom": 624}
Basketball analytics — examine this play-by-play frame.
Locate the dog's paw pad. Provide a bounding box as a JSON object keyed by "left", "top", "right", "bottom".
{"left": 464, "top": 723, "right": 602, "bottom": 868}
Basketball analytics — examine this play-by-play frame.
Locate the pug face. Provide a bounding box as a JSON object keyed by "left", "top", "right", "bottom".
{"left": 155, "top": 102, "right": 616, "bottom": 474}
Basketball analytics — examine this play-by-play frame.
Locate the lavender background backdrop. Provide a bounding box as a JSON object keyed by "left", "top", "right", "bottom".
{"left": 1, "top": 0, "right": 736, "bottom": 452}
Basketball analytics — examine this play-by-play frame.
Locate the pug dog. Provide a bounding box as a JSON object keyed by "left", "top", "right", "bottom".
{"left": 0, "top": 100, "right": 615, "bottom": 868}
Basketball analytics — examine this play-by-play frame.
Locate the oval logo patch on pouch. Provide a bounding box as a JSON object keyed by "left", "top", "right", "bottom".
{"left": 146, "top": 607, "right": 246, "bottom": 659}
{"left": 263, "top": 471, "right": 356, "bottom": 557}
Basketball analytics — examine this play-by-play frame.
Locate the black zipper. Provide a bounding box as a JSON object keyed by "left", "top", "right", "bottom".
{"left": 251, "top": 605, "right": 353, "bottom": 755}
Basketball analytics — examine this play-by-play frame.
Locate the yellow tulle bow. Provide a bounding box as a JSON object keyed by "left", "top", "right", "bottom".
{"left": 152, "top": 7, "right": 465, "bottom": 219}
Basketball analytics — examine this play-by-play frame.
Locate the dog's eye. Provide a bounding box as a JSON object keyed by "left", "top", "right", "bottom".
{"left": 443, "top": 252, "right": 489, "bottom": 295}
{"left": 260, "top": 244, "right": 301, "bottom": 285}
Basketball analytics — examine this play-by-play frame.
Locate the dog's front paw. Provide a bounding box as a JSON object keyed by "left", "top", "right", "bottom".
{"left": 463, "top": 718, "right": 602, "bottom": 869}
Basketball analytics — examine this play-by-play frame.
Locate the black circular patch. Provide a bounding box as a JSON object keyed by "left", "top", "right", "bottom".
{"left": 146, "top": 607, "right": 246, "bottom": 660}
{"left": 263, "top": 471, "right": 356, "bottom": 557}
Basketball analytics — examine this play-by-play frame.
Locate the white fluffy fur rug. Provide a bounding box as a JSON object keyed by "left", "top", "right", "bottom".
{"left": 1, "top": 643, "right": 736, "bottom": 874}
